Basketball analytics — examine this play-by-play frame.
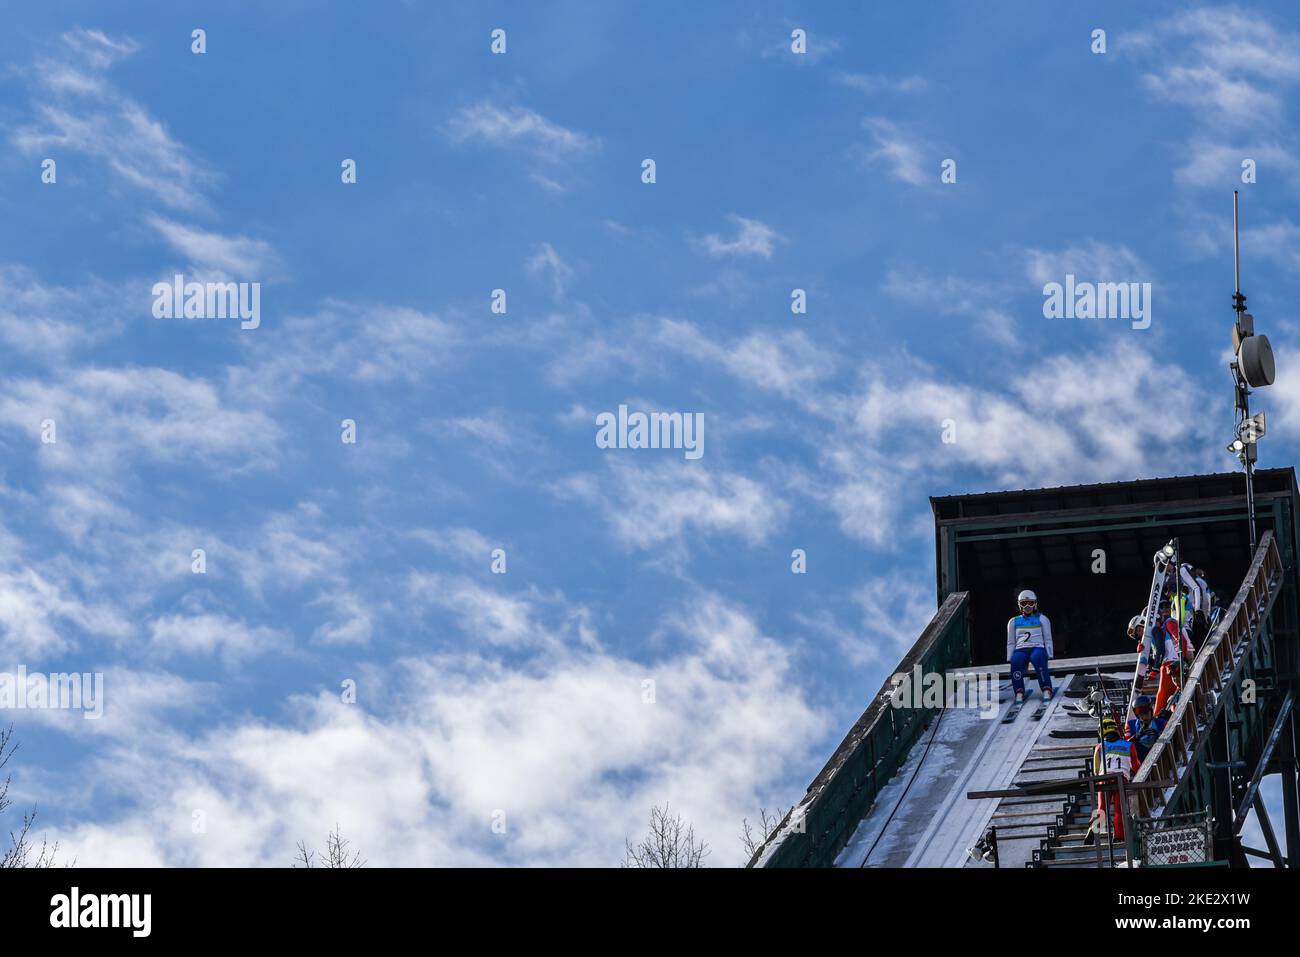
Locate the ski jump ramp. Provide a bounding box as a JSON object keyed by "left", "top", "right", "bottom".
{"left": 834, "top": 665, "right": 1128, "bottom": 868}
{"left": 749, "top": 470, "right": 1300, "bottom": 868}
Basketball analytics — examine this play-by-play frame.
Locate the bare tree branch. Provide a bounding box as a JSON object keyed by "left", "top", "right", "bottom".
{"left": 622, "top": 803, "right": 710, "bottom": 868}
{"left": 292, "top": 824, "right": 365, "bottom": 868}
{"left": 740, "top": 806, "right": 791, "bottom": 859}
{"left": 0, "top": 726, "right": 65, "bottom": 868}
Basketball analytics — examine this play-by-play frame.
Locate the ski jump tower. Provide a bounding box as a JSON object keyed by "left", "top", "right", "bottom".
{"left": 748, "top": 469, "right": 1300, "bottom": 868}
{"left": 750, "top": 196, "right": 1298, "bottom": 868}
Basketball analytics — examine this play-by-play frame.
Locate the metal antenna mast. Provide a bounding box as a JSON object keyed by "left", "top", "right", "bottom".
{"left": 1228, "top": 190, "right": 1278, "bottom": 555}
{"left": 1234, "top": 191, "right": 1242, "bottom": 304}
{"left": 1232, "top": 190, "right": 1257, "bottom": 554}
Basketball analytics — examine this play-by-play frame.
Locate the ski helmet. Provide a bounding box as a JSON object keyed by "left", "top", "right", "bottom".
{"left": 1135, "top": 695, "right": 1154, "bottom": 713}
{"left": 1127, "top": 614, "right": 1145, "bottom": 635}
{"left": 1101, "top": 716, "right": 1118, "bottom": 735}
{"left": 1017, "top": 589, "right": 1037, "bottom": 603}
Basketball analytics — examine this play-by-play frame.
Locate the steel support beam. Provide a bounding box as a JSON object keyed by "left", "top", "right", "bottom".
{"left": 1252, "top": 794, "right": 1285, "bottom": 867}
{"left": 1283, "top": 705, "right": 1300, "bottom": 867}
{"left": 1233, "top": 690, "right": 1295, "bottom": 832}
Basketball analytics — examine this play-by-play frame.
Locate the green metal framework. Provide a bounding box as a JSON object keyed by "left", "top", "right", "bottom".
{"left": 748, "top": 591, "right": 971, "bottom": 867}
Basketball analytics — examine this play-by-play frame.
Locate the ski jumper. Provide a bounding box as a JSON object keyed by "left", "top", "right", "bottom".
{"left": 1007, "top": 613, "right": 1054, "bottom": 697}
{"left": 1193, "top": 573, "right": 1212, "bottom": 643}
{"left": 1094, "top": 736, "right": 1140, "bottom": 839}
{"left": 1194, "top": 574, "right": 1212, "bottom": 616}
{"left": 1125, "top": 714, "right": 1167, "bottom": 761}
{"left": 1176, "top": 564, "right": 1203, "bottom": 644}
{"left": 1152, "top": 617, "right": 1193, "bottom": 716}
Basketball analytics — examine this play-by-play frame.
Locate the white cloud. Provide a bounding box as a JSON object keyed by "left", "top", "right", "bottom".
{"left": 1129, "top": 8, "right": 1300, "bottom": 127}
{"left": 882, "top": 269, "right": 1018, "bottom": 345}
{"left": 1242, "top": 220, "right": 1300, "bottom": 272}
{"left": 46, "top": 483, "right": 133, "bottom": 545}
{"left": 0, "top": 266, "right": 129, "bottom": 360}
{"left": 556, "top": 459, "right": 788, "bottom": 550}
{"left": 526, "top": 243, "right": 575, "bottom": 298}
{"left": 797, "top": 573, "right": 936, "bottom": 669}
{"left": 858, "top": 117, "right": 930, "bottom": 187}
{"left": 405, "top": 574, "right": 596, "bottom": 653}
{"left": 1258, "top": 338, "right": 1300, "bottom": 441}
{"left": 562, "top": 314, "right": 1215, "bottom": 552}
{"left": 309, "top": 590, "right": 374, "bottom": 646}
{"left": 836, "top": 73, "right": 927, "bottom": 95}
{"left": 815, "top": 341, "right": 1216, "bottom": 545}
{"left": 528, "top": 172, "right": 568, "bottom": 194}
{"left": 221, "top": 508, "right": 380, "bottom": 648}
{"left": 11, "top": 29, "right": 212, "bottom": 210}
{"left": 1173, "top": 140, "right": 1299, "bottom": 189}
{"left": 0, "top": 564, "right": 133, "bottom": 656}
{"left": 695, "top": 215, "right": 781, "bottom": 259}
{"left": 147, "top": 216, "right": 280, "bottom": 278}
{"left": 445, "top": 102, "right": 600, "bottom": 160}
{"left": 440, "top": 412, "right": 517, "bottom": 447}
{"left": 408, "top": 526, "right": 498, "bottom": 566}
{"left": 543, "top": 330, "right": 656, "bottom": 387}
{"left": 50, "top": 593, "right": 825, "bottom": 867}
{"left": 853, "top": 576, "right": 936, "bottom": 660}
{"left": 10, "top": 668, "right": 213, "bottom": 741}
{"left": 656, "top": 318, "right": 835, "bottom": 400}
{"left": 1126, "top": 7, "right": 1300, "bottom": 197}
{"left": 238, "top": 298, "right": 460, "bottom": 387}
{"left": 59, "top": 28, "right": 138, "bottom": 71}
{"left": 1024, "top": 240, "right": 1152, "bottom": 286}
{"left": 149, "top": 612, "right": 287, "bottom": 665}
{"left": 0, "top": 366, "right": 282, "bottom": 477}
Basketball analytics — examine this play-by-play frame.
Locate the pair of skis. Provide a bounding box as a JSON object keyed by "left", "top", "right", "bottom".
{"left": 1125, "top": 539, "right": 1177, "bottom": 723}
{"left": 1001, "top": 690, "right": 1050, "bottom": 723}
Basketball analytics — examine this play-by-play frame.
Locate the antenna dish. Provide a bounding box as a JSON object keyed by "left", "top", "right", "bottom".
{"left": 1239, "top": 334, "right": 1276, "bottom": 387}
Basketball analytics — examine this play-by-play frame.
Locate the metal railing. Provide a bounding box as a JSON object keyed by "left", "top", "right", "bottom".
{"left": 1131, "top": 531, "right": 1282, "bottom": 817}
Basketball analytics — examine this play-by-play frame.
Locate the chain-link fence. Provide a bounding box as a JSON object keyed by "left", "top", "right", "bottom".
{"left": 1134, "top": 808, "right": 1214, "bottom": 866}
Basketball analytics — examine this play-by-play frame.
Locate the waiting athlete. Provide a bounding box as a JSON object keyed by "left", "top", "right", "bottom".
{"left": 1169, "top": 574, "right": 1196, "bottom": 646}
{"left": 1128, "top": 613, "right": 1152, "bottom": 674}
{"left": 1007, "top": 589, "right": 1054, "bottom": 706}
{"left": 1192, "top": 567, "right": 1212, "bottom": 642}
{"left": 1124, "top": 695, "right": 1166, "bottom": 761}
{"left": 1151, "top": 600, "right": 1194, "bottom": 715}
{"left": 1129, "top": 612, "right": 1166, "bottom": 691}
{"left": 1094, "top": 716, "right": 1140, "bottom": 839}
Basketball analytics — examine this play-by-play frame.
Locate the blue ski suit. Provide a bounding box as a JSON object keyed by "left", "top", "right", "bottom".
{"left": 1007, "top": 613, "right": 1054, "bottom": 697}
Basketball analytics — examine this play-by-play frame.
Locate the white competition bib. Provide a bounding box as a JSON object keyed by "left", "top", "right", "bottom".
{"left": 1015, "top": 619, "right": 1044, "bottom": 649}
{"left": 1103, "top": 751, "right": 1129, "bottom": 777}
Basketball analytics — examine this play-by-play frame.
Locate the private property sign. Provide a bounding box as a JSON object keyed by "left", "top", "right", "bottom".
{"left": 1141, "top": 821, "right": 1213, "bottom": 866}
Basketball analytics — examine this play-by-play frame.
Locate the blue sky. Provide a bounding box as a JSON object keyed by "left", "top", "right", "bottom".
{"left": 1, "top": 1, "right": 1299, "bottom": 866}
